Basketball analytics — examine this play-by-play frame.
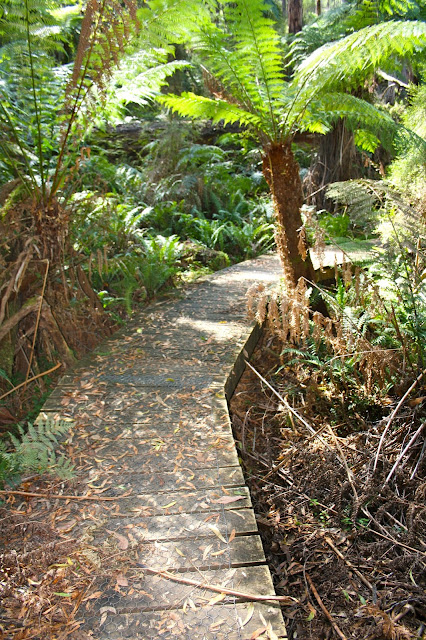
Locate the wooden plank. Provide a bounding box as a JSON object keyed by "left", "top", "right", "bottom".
{"left": 81, "top": 602, "right": 287, "bottom": 639}
{"left": 85, "top": 565, "right": 278, "bottom": 612}
{"left": 136, "top": 534, "right": 266, "bottom": 571}
{"left": 76, "top": 436, "right": 240, "bottom": 471}
{"left": 85, "top": 508, "right": 258, "bottom": 543}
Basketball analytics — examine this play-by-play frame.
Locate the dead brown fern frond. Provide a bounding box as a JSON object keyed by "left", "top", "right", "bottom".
{"left": 53, "top": 0, "right": 139, "bottom": 194}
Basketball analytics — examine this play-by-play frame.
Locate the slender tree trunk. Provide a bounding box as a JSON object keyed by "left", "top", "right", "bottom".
{"left": 288, "top": 0, "right": 303, "bottom": 33}
{"left": 262, "top": 143, "right": 314, "bottom": 288}
{"left": 316, "top": 0, "right": 321, "bottom": 15}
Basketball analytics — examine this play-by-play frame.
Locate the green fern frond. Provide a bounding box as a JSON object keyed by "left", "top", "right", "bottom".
{"left": 159, "top": 91, "right": 263, "bottom": 128}
{"left": 1, "top": 418, "right": 74, "bottom": 487}
{"left": 294, "top": 21, "right": 426, "bottom": 97}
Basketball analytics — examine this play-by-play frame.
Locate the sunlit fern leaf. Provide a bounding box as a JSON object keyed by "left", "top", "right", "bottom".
{"left": 293, "top": 21, "right": 426, "bottom": 97}
{"left": 159, "top": 92, "right": 264, "bottom": 128}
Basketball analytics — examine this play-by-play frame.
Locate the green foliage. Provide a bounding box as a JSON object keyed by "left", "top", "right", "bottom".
{"left": 0, "top": 417, "right": 74, "bottom": 488}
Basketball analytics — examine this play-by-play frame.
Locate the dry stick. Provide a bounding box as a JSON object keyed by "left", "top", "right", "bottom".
{"left": 324, "top": 536, "right": 373, "bottom": 591}
{"left": 373, "top": 370, "right": 425, "bottom": 472}
{"left": 305, "top": 573, "right": 348, "bottom": 640}
{"left": 360, "top": 507, "right": 426, "bottom": 557}
{"left": 384, "top": 421, "right": 425, "bottom": 486}
{"left": 137, "top": 565, "right": 297, "bottom": 604}
{"left": 245, "top": 361, "right": 337, "bottom": 456}
{"left": 327, "top": 426, "right": 358, "bottom": 503}
{"left": 0, "top": 362, "right": 62, "bottom": 401}
{"left": 0, "top": 489, "right": 131, "bottom": 502}
{"left": 24, "top": 259, "right": 49, "bottom": 389}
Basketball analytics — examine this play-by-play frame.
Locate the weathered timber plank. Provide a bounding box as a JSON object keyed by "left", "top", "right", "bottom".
{"left": 85, "top": 565, "right": 277, "bottom": 612}
{"left": 135, "top": 534, "right": 266, "bottom": 571}
{"left": 80, "top": 602, "right": 287, "bottom": 639}
{"left": 83, "top": 508, "right": 258, "bottom": 543}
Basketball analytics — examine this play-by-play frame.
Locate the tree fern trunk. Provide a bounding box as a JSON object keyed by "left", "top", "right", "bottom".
{"left": 262, "top": 143, "right": 314, "bottom": 288}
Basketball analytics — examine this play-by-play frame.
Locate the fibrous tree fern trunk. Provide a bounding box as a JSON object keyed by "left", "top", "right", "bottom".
{"left": 262, "top": 143, "right": 314, "bottom": 287}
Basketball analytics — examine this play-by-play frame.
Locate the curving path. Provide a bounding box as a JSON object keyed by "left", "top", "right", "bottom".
{"left": 41, "top": 253, "right": 287, "bottom": 639}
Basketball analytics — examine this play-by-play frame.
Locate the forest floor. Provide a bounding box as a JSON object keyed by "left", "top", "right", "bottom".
{"left": 230, "top": 330, "right": 426, "bottom": 640}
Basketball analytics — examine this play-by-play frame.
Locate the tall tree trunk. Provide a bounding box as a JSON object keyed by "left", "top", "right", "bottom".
{"left": 288, "top": 0, "right": 303, "bottom": 33}
{"left": 262, "top": 143, "right": 314, "bottom": 289}
{"left": 304, "top": 120, "right": 361, "bottom": 210}
{"left": 316, "top": 0, "right": 321, "bottom": 15}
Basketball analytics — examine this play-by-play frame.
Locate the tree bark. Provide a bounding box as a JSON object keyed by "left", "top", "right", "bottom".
{"left": 304, "top": 120, "right": 361, "bottom": 210}
{"left": 288, "top": 0, "right": 303, "bottom": 33}
{"left": 262, "top": 143, "right": 314, "bottom": 288}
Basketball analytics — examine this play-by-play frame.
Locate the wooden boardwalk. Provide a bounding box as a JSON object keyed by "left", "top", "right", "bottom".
{"left": 41, "top": 254, "right": 287, "bottom": 639}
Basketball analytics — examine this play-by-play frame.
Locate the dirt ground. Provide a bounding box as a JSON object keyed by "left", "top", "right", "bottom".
{"left": 230, "top": 330, "right": 426, "bottom": 640}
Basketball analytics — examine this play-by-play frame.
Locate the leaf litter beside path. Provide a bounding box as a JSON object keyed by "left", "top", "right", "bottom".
{"left": 230, "top": 330, "right": 426, "bottom": 640}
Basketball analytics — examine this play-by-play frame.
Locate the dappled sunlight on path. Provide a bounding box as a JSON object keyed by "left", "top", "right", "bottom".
{"left": 39, "top": 254, "right": 287, "bottom": 639}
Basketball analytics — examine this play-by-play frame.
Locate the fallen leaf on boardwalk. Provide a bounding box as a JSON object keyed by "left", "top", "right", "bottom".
{"left": 239, "top": 603, "right": 254, "bottom": 627}
{"left": 265, "top": 622, "right": 279, "bottom": 640}
{"left": 209, "top": 618, "right": 226, "bottom": 630}
{"left": 162, "top": 501, "right": 177, "bottom": 509}
{"left": 228, "top": 528, "right": 236, "bottom": 543}
{"left": 116, "top": 574, "right": 128, "bottom": 587}
{"left": 212, "top": 496, "right": 245, "bottom": 504}
{"left": 202, "top": 544, "right": 213, "bottom": 561}
{"left": 207, "top": 524, "right": 226, "bottom": 543}
{"left": 106, "top": 529, "right": 129, "bottom": 550}
{"left": 250, "top": 628, "right": 268, "bottom": 639}
{"left": 211, "top": 549, "right": 227, "bottom": 557}
{"left": 207, "top": 592, "right": 226, "bottom": 605}
{"left": 100, "top": 606, "right": 116, "bottom": 626}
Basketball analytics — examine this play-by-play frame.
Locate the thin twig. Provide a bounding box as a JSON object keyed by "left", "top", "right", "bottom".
{"left": 0, "top": 363, "right": 62, "bottom": 401}
{"left": 305, "top": 572, "right": 348, "bottom": 640}
{"left": 0, "top": 490, "right": 131, "bottom": 502}
{"left": 137, "top": 565, "right": 297, "bottom": 604}
{"left": 24, "top": 259, "right": 49, "bottom": 389}
{"left": 384, "top": 421, "right": 425, "bottom": 486}
{"left": 324, "top": 536, "right": 373, "bottom": 591}
{"left": 245, "top": 361, "right": 335, "bottom": 454}
{"left": 327, "top": 426, "right": 358, "bottom": 502}
{"left": 361, "top": 507, "right": 426, "bottom": 557}
{"left": 373, "top": 370, "right": 425, "bottom": 472}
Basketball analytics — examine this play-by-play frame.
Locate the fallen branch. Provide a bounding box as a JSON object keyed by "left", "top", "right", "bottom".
{"left": 245, "top": 361, "right": 335, "bottom": 455}
{"left": 384, "top": 421, "right": 425, "bottom": 486}
{"left": 0, "top": 363, "right": 62, "bottom": 401}
{"left": 137, "top": 564, "right": 297, "bottom": 604}
{"left": 373, "top": 370, "right": 425, "bottom": 472}
{"left": 324, "top": 536, "right": 373, "bottom": 591}
{"left": 305, "top": 573, "right": 348, "bottom": 640}
{"left": 0, "top": 489, "right": 131, "bottom": 502}
{"left": 0, "top": 296, "right": 41, "bottom": 342}
{"left": 24, "top": 259, "right": 49, "bottom": 388}
{"left": 361, "top": 507, "right": 426, "bottom": 557}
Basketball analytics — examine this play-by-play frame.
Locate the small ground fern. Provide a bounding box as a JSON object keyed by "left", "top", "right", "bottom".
{"left": 0, "top": 417, "right": 74, "bottom": 488}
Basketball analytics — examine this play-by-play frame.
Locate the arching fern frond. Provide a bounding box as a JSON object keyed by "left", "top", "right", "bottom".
{"left": 294, "top": 21, "right": 426, "bottom": 97}
{"left": 159, "top": 91, "right": 263, "bottom": 128}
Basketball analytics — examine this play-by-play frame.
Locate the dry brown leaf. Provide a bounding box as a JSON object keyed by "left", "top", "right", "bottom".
{"left": 116, "top": 574, "right": 128, "bottom": 587}
{"left": 207, "top": 524, "right": 226, "bottom": 543}
{"left": 106, "top": 529, "right": 129, "bottom": 550}
{"left": 212, "top": 496, "right": 245, "bottom": 504}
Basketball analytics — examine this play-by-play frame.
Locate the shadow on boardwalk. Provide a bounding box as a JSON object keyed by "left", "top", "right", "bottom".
{"left": 37, "top": 254, "right": 286, "bottom": 639}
